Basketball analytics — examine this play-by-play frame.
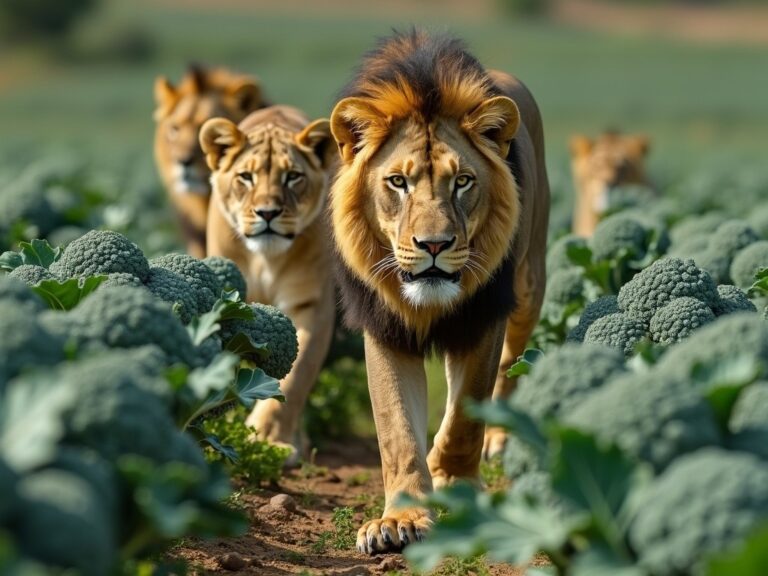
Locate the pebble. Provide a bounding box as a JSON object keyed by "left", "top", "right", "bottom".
{"left": 378, "top": 556, "right": 404, "bottom": 572}
{"left": 218, "top": 552, "right": 247, "bottom": 571}
{"left": 269, "top": 493, "right": 297, "bottom": 513}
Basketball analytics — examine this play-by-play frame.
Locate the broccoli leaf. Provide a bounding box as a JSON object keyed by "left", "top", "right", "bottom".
{"left": 187, "top": 353, "right": 239, "bottom": 399}
{"left": 750, "top": 267, "right": 768, "bottom": 296}
{"left": 224, "top": 332, "right": 270, "bottom": 361}
{"left": 507, "top": 348, "right": 545, "bottom": 377}
{"left": 187, "top": 297, "right": 255, "bottom": 346}
{"left": 692, "top": 354, "right": 761, "bottom": 432}
{"left": 31, "top": 276, "right": 105, "bottom": 310}
{"left": 0, "top": 239, "right": 60, "bottom": 271}
{"left": 706, "top": 523, "right": 768, "bottom": 576}
{"left": 570, "top": 543, "right": 645, "bottom": 576}
{"left": 468, "top": 401, "right": 548, "bottom": 464}
{"left": 234, "top": 368, "right": 284, "bottom": 407}
{"left": 0, "top": 251, "right": 22, "bottom": 271}
{"left": 199, "top": 432, "right": 239, "bottom": 464}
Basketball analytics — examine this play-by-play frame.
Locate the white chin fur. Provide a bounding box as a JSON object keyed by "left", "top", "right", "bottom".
{"left": 401, "top": 279, "right": 461, "bottom": 308}
{"left": 244, "top": 235, "right": 293, "bottom": 255}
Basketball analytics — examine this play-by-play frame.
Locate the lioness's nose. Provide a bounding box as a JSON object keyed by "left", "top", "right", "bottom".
{"left": 255, "top": 208, "right": 283, "bottom": 222}
{"left": 413, "top": 236, "right": 456, "bottom": 256}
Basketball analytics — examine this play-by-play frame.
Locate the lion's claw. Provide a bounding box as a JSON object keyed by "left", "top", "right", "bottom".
{"left": 356, "top": 509, "right": 432, "bottom": 555}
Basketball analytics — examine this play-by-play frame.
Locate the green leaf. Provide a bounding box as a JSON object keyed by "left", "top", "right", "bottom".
{"left": 692, "top": 354, "right": 761, "bottom": 432}
{"left": 507, "top": 348, "right": 545, "bottom": 377}
{"left": 0, "top": 251, "right": 23, "bottom": 271}
{"left": 31, "top": 276, "right": 105, "bottom": 310}
{"left": 467, "top": 401, "right": 548, "bottom": 461}
{"left": 187, "top": 297, "right": 255, "bottom": 346}
{"left": 706, "top": 523, "right": 768, "bottom": 576}
{"left": 566, "top": 243, "right": 593, "bottom": 268}
{"left": 750, "top": 267, "right": 768, "bottom": 295}
{"left": 17, "top": 239, "right": 61, "bottom": 268}
{"left": 187, "top": 353, "right": 239, "bottom": 400}
{"left": 234, "top": 368, "right": 284, "bottom": 407}
{"left": 224, "top": 332, "right": 270, "bottom": 360}
{"left": 200, "top": 433, "right": 239, "bottom": 463}
{"left": 571, "top": 543, "right": 645, "bottom": 576}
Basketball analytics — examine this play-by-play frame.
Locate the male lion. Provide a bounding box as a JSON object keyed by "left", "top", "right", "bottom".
{"left": 200, "top": 106, "right": 336, "bottom": 461}
{"left": 570, "top": 130, "right": 651, "bottom": 237}
{"left": 154, "top": 65, "right": 265, "bottom": 257}
{"left": 329, "top": 31, "right": 549, "bottom": 553}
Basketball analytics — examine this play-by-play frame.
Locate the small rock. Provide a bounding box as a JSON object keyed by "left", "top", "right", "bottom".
{"left": 218, "top": 552, "right": 247, "bottom": 571}
{"left": 270, "top": 493, "right": 297, "bottom": 512}
{"left": 327, "top": 472, "right": 342, "bottom": 483}
{"left": 378, "top": 556, "right": 403, "bottom": 572}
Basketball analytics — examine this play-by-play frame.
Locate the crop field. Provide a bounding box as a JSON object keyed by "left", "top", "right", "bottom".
{"left": 1, "top": 0, "right": 768, "bottom": 575}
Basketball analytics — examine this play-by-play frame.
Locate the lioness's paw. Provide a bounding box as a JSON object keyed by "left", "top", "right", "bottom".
{"left": 356, "top": 508, "right": 432, "bottom": 555}
{"left": 482, "top": 426, "right": 508, "bottom": 460}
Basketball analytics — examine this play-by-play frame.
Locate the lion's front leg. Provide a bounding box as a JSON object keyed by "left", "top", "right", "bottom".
{"left": 357, "top": 333, "right": 433, "bottom": 555}
{"left": 429, "top": 320, "right": 506, "bottom": 487}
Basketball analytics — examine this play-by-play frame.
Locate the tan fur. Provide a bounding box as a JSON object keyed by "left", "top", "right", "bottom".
{"left": 202, "top": 106, "right": 336, "bottom": 457}
{"left": 329, "top": 35, "right": 549, "bottom": 553}
{"left": 571, "top": 131, "right": 651, "bottom": 237}
{"left": 154, "top": 66, "right": 265, "bottom": 257}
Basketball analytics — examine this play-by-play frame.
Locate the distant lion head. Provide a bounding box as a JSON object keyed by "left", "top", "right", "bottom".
{"left": 154, "top": 65, "right": 264, "bottom": 197}
{"left": 329, "top": 35, "right": 522, "bottom": 329}
{"left": 201, "top": 106, "right": 334, "bottom": 256}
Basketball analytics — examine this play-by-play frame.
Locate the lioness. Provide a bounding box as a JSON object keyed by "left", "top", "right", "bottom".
{"left": 200, "top": 106, "right": 336, "bottom": 461}
{"left": 571, "top": 130, "right": 651, "bottom": 237}
{"left": 154, "top": 65, "right": 266, "bottom": 257}
{"left": 329, "top": 31, "right": 549, "bottom": 553}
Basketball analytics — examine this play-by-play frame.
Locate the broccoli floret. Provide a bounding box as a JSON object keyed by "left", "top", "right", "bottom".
{"left": 567, "top": 295, "right": 620, "bottom": 342}
{"left": 583, "top": 312, "right": 648, "bottom": 356}
{"left": 667, "top": 234, "right": 709, "bottom": 259}
{"left": 617, "top": 257, "right": 718, "bottom": 323}
{"left": 203, "top": 256, "right": 248, "bottom": 298}
{"left": 589, "top": 213, "right": 647, "bottom": 262}
{"left": 658, "top": 313, "right": 768, "bottom": 380}
{"left": 691, "top": 249, "right": 731, "bottom": 285}
{"left": 100, "top": 272, "right": 143, "bottom": 289}
{"left": 509, "top": 471, "right": 560, "bottom": 509}
{"left": 0, "top": 168, "right": 61, "bottom": 239}
{"left": 511, "top": 344, "right": 626, "bottom": 419}
{"left": 0, "top": 276, "right": 45, "bottom": 312}
{"left": 730, "top": 240, "right": 768, "bottom": 289}
{"left": 503, "top": 434, "right": 539, "bottom": 478}
{"left": 546, "top": 234, "right": 587, "bottom": 274}
{"left": 197, "top": 334, "right": 224, "bottom": 366}
{"left": 144, "top": 267, "right": 199, "bottom": 324}
{"left": 544, "top": 267, "right": 585, "bottom": 306}
{"left": 648, "top": 296, "right": 715, "bottom": 345}
{"left": 15, "top": 469, "right": 116, "bottom": 576}
{"left": 709, "top": 219, "right": 760, "bottom": 261}
{"left": 150, "top": 253, "right": 221, "bottom": 314}
{"left": 0, "top": 301, "right": 66, "bottom": 387}
{"left": 747, "top": 204, "right": 768, "bottom": 238}
{"left": 628, "top": 449, "right": 768, "bottom": 576}
{"left": 731, "top": 381, "right": 768, "bottom": 433}
{"left": 8, "top": 264, "right": 54, "bottom": 286}
{"left": 49, "top": 230, "right": 150, "bottom": 282}
{"left": 669, "top": 213, "right": 726, "bottom": 246}
{"left": 220, "top": 303, "right": 298, "bottom": 380}
{"left": 713, "top": 284, "right": 757, "bottom": 315}
{"left": 565, "top": 372, "right": 721, "bottom": 471}
{"left": 59, "top": 286, "right": 197, "bottom": 366}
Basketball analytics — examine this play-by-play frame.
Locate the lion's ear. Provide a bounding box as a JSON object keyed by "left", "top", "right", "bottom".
{"left": 330, "top": 97, "right": 388, "bottom": 163}
{"left": 153, "top": 76, "right": 177, "bottom": 120}
{"left": 296, "top": 118, "right": 335, "bottom": 168}
{"left": 463, "top": 96, "right": 520, "bottom": 158}
{"left": 199, "top": 118, "right": 245, "bottom": 171}
{"left": 228, "top": 78, "right": 263, "bottom": 114}
{"left": 569, "top": 135, "right": 593, "bottom": 158}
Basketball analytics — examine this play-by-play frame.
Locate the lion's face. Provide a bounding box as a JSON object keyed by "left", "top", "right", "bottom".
{"left": 330, "top": 95, "right": 521, "bottom": 315}
{"left": 570, "top": 132, "right": 649, "bottom": 214}
{"left": 154, "top": 68, "right": 263, "bottom": 197}
{"left": 201, "top": 111, "right": 332, "bottom": 256}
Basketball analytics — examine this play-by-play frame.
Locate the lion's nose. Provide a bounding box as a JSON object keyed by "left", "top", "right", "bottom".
{"left": 255, "top": 208, "right": 283, "bottom": 222}
{"left": 413, "top": 236, "right": 456, "bottom": 256}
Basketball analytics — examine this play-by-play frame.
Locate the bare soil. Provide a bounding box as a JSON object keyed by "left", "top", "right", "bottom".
{"left": 171, "top": 439, "right": 533, "bottom": 575}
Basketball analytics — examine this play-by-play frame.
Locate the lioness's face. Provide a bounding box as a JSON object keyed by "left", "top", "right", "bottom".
{"left": 367, "top": 118, "right": 495, "bottom": 307}
{"left": 202, "top": 117, "right": 332, "bottom": 256}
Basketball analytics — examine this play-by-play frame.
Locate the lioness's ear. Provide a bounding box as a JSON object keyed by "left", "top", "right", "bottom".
{"left": 296, "top": 118, "right": 335, "bottom": 168}
{"left": 629, "top": 134, "right": 650, "bottom": 157}
{"left": 330, "top": 97, "right": 388, "bottom": 163}
{"left": 228, "top": 79, "right": 263, "bottom": 114}
{"left": 569, "top": 135, "right": 593, "bottom": 158}
{"left": 199, "top": 118, "right": 245, "bottom": 171}
{"left": 153, "top": 76, "right": 177, "bottom": 120}
{"left": 463, "top": 96, "right": 520, "bottom": 158}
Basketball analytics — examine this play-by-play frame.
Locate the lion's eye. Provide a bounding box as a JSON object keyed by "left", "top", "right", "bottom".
{"left": 386, "top": 175, "right": 408, "bottom": 192}
{"left": 284, "top": 171, "right": 304, "bottom": 184}
{"left": 237, "top": 172, "right": 253, "bottom": 184}
{"left": 454, "top": 173, "right": 475, "bottom": 195}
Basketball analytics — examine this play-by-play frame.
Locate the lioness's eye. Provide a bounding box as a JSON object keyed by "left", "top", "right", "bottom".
{"left": 386, "top": 175, "right": 408, "bottom": 192}
{"left": 237, "top": 172, "right": 253, "bottom": 183}
{"left": 454, "top": 173, "right": 475, "bottom": 194}
{"left": 285, "top": 171, "right": 303, "bottom": 183}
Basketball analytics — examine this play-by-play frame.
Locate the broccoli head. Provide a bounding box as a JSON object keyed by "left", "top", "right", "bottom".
{"left": 588, "top": 213, "right": 648, "bottom": 262}
{"left": 712, "top": 284, "right": 756, "bottom": 316}
{"left": 0, "top": 168, "right": 61, "bottom": 240}
{"left": 0, "top": 276, "right": 45, "bottom": 312}
{"left": 203, "top": 256, "right": 248, "bottom": 298}
{"left": 565, "top": 372, "right": 721, "bottom": 471}
{"left": 709, "top": 219, "right": 760, "bottom": 261}
{"left": 546, "top": 234, "right": 587, "bottom": 274}
{"left": 100, "top": 272, "right": 143, "bottom": 289}
{"left": 15, "top": 469, "right": 116, "bottom": 576}
{"left": 150, "top": 253, "right": 221, "bottom": 314}
{"left": 59, "top": 285, "right": 197, "bottom": 366}
{"left": 629, "top": 449, "right": 768, "bottom": 576}
{"left": 544, "top": 267, "right": 585, "bottom": 306}
{"left": 567, "top": 295, "right": 620, "bottom": 342}
{"left": 49, "top": 230, "right": 150, "bottom": 282}
{"left": 8, "top": 264, "right": 54, "bottom": 286}
{"left": 197, "top": 334, "right": 224, "bottom": 366}
{"left": 511, "top": 343, "right": 626, "bottom": 420}
{"left": 731, "top": 381, "right": 768, "bottom": 434}
{"left": 220, "top": 303, "right": 298, "bottom": 380}
{"left": 730, "top": 240, "right": 768, "bottom": 289}
{"left": 748, "top": 203, "right": 768, "bottom": 238}
{"left": 648, "top": 296, "right": 715, "bottom": 345}
{"left": 669, "top": 213, "right": 726, "bottom": 246}
{"left": 144, "top": 267, "right": 199, "bottom": 324}
{"left": 583, "top": 312, "right": 648, "bottom": 356}
{"left": 617, "top": 257, "right": 718, "bottom": 322}
{"left": 503, "top": 434, "right": 539, "bottom": 478}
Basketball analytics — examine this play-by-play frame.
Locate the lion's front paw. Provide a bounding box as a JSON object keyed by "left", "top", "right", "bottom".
{"left": 356, "top": 508, "right": 432, "bottom": 555}
{"left": 482, "top": 426, "right": 508, "bottom": 460}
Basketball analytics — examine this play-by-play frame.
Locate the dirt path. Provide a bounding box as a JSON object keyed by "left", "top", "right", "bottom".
{"left": 172, "top": 440, "right": 530, "bottom": 576}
